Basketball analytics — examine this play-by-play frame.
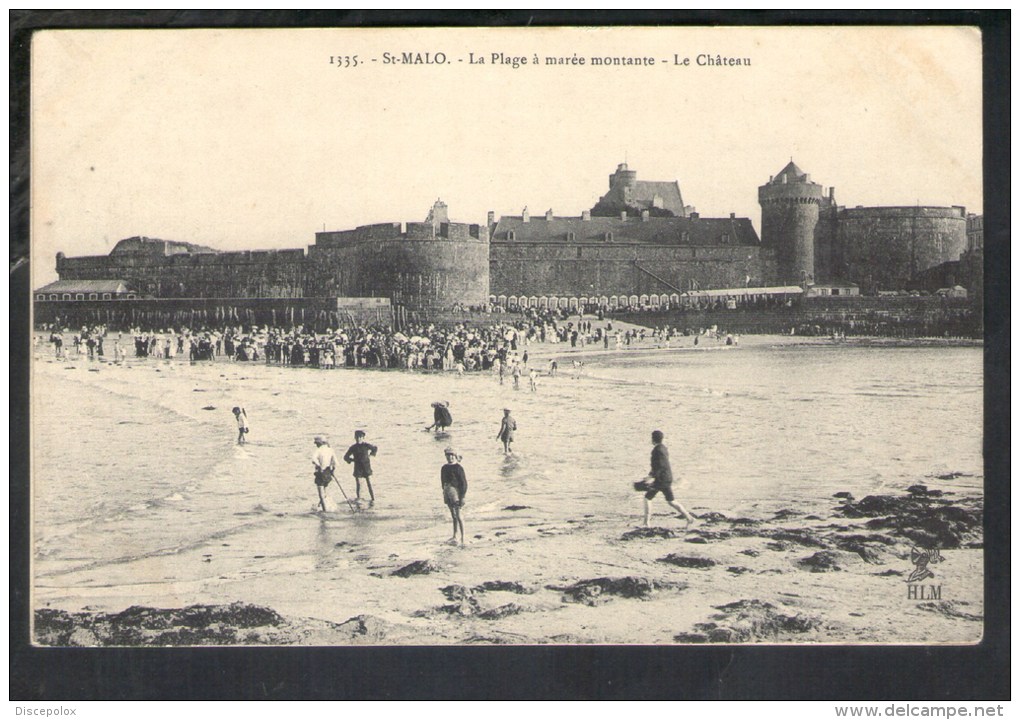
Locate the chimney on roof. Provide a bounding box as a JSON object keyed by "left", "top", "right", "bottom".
{"left": 522, "top": 206, "right": 530, "bottom": 223}
{"left": 690, "top": 212, "right": 700, "bottom": 221}
{"left": 641, "top": 210, "right": 649, "bottom": 222}
{"left": 730, "top": 212, "right": 735, "bottom": 219}
{"left": 581, "top": 210, "right": 591, "bottom": 222}
{"left": 487, "top": 211, "right": 495, "bottom": 225}
{"left": 546, "top": 209, "right": 554, "bottom": 221}
{"left": 621, "top": 211, "right": 627, "bottom": 221}
{"left": 804, "top": 174, "right": 810, "bottom": 182}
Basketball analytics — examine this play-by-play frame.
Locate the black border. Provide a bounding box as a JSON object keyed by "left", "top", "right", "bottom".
{"left": 10, "top": 10, "right": 1010, "bottom": 700}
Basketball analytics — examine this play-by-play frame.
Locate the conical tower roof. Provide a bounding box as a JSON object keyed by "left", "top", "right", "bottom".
{"left": 773, "top": 160, "right": 807, "bottom": 183}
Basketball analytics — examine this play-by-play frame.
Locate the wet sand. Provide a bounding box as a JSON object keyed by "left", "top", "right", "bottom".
{"left": 35, "top": 485, "right": 983, "bottom": 645}
{"left": 31, "top": 332, "right": 984, "bottom": 645}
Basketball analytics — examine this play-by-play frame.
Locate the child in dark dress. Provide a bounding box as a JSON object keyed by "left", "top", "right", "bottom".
{"left": 441, "top": 447, "right": 467, "bottom": 545}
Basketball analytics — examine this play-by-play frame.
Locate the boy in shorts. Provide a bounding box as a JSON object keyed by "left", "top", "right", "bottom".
{"left": 643, "top": 430, "right": 697, "bottom": 529}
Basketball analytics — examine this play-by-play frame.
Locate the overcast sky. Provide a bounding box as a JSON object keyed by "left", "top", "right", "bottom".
{"left": 31, "top": 26, "right": 982, "bottom": 285}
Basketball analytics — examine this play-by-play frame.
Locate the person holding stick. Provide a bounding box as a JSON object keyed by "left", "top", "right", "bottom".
{"left": 312, "top": 436, "right": 339, "bottom": 512}
{"left": 441, "top": 447, "right": 467, "bottom": 545}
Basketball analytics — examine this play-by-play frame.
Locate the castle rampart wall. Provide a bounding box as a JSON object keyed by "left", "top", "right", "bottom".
{"left": 57, "top": 248, "right": 307, "bottom": 298}
{"left": 489, "top": 242, "right": 770, "bottom": 297}
{"left": 837, "top": 206, "right": 967, "bottom": 292}
{"left": 307, "top": 236, "right": 490, "bottom": 309}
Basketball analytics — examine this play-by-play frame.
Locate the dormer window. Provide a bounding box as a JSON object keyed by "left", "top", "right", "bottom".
{"left": 507, "top": 230, "right": 516, "bottom": 241}
{"left": 605, "top": 232, "right": 613, "bottom": 242}
{"left": 721, "top": 233, "right": 730, "bottom": 244}
{"left": 567, "top": 231, "right": 576, "bottom": 242}
{"left": 681, "top": 231, "right": 690, "bottom": 243}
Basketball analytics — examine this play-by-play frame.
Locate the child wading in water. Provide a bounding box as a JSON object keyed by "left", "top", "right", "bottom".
{"left": 441, "top": 447, "right": 467, "bottom": 545}
{"left": 497, "top": 408, "right": 516, "bottom": 454}
{"left": 343, "top": 430, "right": 379, "bottom": 505}
{"left": 232, "top": 407, "right": 249, "bottom": 444}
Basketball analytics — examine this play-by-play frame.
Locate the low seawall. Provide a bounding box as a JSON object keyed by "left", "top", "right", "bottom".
{"left": 612, "top": 296, "right": 981, "bottom": 338}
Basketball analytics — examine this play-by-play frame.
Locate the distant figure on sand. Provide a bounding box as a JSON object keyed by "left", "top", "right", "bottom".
{"left": 643, "top": 430, "right": 697, "bottom": 530}
{"left": 441, "top": 447, "right": 467, "bottom": 545}
{"left": 497, "top": 408, "right": 517, "bottom": 454}
{"left": 511, "top": 361, "right": 522, "bottom": 390}
{"left": 312, "top": 436, "right": 338, "bottom": 512}
{"left": 426, "top": 401, "right": 453, "bottom": 433}
{"left": 343, "top": 430, "right": 378, "bottom": 504}
{"left": 232, "top": 406, "right": 249, "bottom": 444}
{"left": 528, "top": 368, "right": 538, "bottom": 392}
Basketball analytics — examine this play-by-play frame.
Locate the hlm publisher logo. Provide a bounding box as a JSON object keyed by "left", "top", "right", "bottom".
{"left": 906, "top": 546, "right": 943, "bottom": 600}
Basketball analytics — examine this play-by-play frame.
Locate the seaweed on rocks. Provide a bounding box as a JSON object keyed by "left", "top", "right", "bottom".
{"left": 917, "top": 601, "right": 983, "bottom": 622}
{"left": 761, "top": 528, "right": 829, "bottom": 548}
{"left": 34, "top": 603, "right": 287, "bottom": 646}
{"left": 657, "top": 554, "right": 717, "bottom": 569}
{"left": 797, "top": 551, "right": 844, "bottom": 572}
{"left": 477, "top": 604, "right": 525, "bottom": 620}
{"left": 685, "top": 529, "right": 732, "bottom": 543}
{"left": 726, "top": 566, "right": 752, "bottom": 575}
{"left": 392, "top": 559, "right": 441, "bottom": 577}
{"left": 839, "top": 490, "right": 982, "bottom": 549}
{"left": 550, "top": 576, "right": 686, "bottom": 606}
{"left": 474, "top": 580, "right": 536, "bottom": 594}
{"left": 674, "top": 599, "right": 820, "bottom": 643}
{"left": 621, "top": 527, "right": 679, "bottom": 541}
{"left": 698, "top": 512, "right": 728, "bottom": 523}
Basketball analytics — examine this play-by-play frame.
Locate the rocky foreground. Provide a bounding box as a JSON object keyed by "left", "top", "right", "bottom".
{"left": 35, "top": 484, "right": 983, "bottom": 646}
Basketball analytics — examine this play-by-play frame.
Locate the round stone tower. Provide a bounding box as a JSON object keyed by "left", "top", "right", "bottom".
{"left": 758, "top": 161, "right": 824, "bottom": 284}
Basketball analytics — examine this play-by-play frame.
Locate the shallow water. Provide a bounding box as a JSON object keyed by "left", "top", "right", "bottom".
{"left": 32, "top": 338, "right": 983, "bottom": 605}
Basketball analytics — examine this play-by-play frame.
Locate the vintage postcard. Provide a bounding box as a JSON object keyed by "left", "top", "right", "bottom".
{"left": 27, "top": 25, "right": 987, "bottom": 653}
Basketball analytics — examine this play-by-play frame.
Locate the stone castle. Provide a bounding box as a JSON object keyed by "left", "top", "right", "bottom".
{"left": 39, "top": 161, "right": 970, "bottom": 314}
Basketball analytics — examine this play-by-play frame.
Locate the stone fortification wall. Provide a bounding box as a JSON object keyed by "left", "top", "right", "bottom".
{"left": 57, "top": 249, "right": 308, "bottom": 298}
{"left": 308, "top": 223, "right": 489, "bottom": 309}
{"left": 837, "top": 206, "right": 967, "bottom": 292}
{"left": 489, "top": 243, "right": 770, "bottom": 298}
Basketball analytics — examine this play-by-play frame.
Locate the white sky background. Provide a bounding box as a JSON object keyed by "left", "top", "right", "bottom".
{"left": 30, "top": 26, "right": 983, "bottom": 286}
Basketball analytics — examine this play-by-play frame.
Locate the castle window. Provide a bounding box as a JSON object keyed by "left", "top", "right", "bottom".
{"left": 721, "top": 233, "right": 730, "bottom": 244}
{"left": 63, "top": 294, "right": 71, "bottom": 300}
{"left": 36, "top": 294, "right": 44, "bottom": 301}
{"left": 567, "top": 231, "right": 576, "bottom": 242}
{"left": 50, "top": 294, "right": 58, "bottom": 300}
{"left": 577, "top": 247, "right": 583, "bottom": 258}
{"left": 102, "top": 293, "right": 111, "bottom": 300}
{"left": 507, "top": 230, "right": 516, "bottom": 241}
{"left": 89, "top": 293, "right": 98, "bottom": 300}
{"left": 681, "top": 231, "right": 690, "bottom": 243}
{"left": 605, "top": 232, "right": 613, "bottom": 242}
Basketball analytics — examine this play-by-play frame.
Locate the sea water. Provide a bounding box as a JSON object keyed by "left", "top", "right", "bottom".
{"left": 31, "top": 338, "right": 982, "bottom": 606}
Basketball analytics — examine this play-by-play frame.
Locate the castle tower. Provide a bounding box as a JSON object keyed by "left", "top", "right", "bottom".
{"left": 609, "top": 162, "right": 638, "bottom": 202}
{"left": 758, "top": 161, "right": 824, "bottom": 284}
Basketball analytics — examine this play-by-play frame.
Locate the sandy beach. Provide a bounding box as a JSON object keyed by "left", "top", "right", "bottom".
{"left": 31, "top": 331, "right": 984, "bottom": 646}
